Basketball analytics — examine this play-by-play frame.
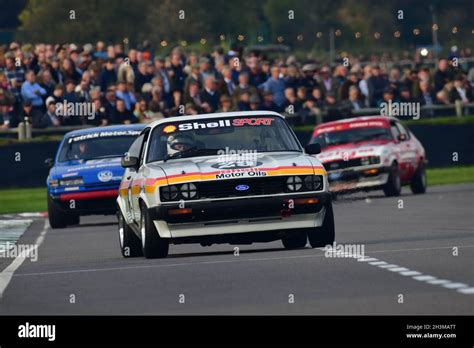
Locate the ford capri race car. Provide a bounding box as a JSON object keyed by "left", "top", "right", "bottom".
{"left": 309, "top": 116, "right": 427, "bottom": 197}
{"left": 117, "top": 111, "right": 335, "bottom": 258}
{"left": 47, "top": 124, "right": 144, "bottom": 228}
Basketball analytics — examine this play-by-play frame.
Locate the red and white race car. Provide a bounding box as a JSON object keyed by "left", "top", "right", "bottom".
{"left": 309, "top": 116, "right": 427, "bottom": 196}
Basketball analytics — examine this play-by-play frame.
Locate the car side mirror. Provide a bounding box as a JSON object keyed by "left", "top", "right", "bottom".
{"left": 121, "top": 155, "right": 139, "bottom": 169}
{"left": 397, "top": 134, "right": 407, "bottom": 142}
{"left": 44, "top": 158, "right": 53, "bottom": 168}
{"left": 305, "top": 143, "right": 321, "bottom": 155}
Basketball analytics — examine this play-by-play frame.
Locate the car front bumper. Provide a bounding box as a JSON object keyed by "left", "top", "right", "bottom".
{"left": 148, "top": 192, "right": 331, "bottom": 238}
{"left": 49, "top": 189, "right": 118, "bottom": 215}
{"left": 326, "top": 165, "right": 390, "bottom": 192}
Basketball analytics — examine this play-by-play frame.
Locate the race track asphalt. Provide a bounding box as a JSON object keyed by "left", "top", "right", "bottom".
{"left": 0, "top": 184, "right": 473, "bottom": 315}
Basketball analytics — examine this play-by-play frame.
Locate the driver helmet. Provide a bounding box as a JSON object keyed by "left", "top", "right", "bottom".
{"left": 167, "top": 134, "right": 196, "bottom": 155}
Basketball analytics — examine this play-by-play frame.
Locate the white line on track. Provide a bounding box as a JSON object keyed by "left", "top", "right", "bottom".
{"left": 352, "top": 254, "right": 474, "bottom": 295}
{"left": 0, "top": 219, "right": 48, "bottom": 299}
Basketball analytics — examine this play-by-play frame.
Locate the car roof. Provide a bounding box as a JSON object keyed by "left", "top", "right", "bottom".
{"left": 64, "top": 124, "right": 146, "bottom": 137}
{"left": 314, "top": 116, "right": 396, "bottom": 129}
{"left": 147, "top": 111, "right": 284, "bottom": 128}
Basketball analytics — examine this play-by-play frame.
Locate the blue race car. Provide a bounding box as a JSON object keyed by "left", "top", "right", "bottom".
{"left": 47, "top": 124, "right": 145, "bottom": 228}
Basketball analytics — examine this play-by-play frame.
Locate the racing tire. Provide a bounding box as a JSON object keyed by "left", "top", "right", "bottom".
{"left": 383, "top": 162, "right": 402, "bottom": 197}
{"left": 410, "top": 162, "right": 427, "bottom": 194}
{"left": 47, "top": 195, "right": 80, "bottom": 229}
{"left": 281, "top": 231, "right": 308, "bottom": 249}
{"left": 307, "top": 202, "right": 335, "bottom": 248}
{"left": 118, "top": 210, "right": 143, "bottom": 258}
{"left": 139, "top": 202, "right": 169, "bottom": 259}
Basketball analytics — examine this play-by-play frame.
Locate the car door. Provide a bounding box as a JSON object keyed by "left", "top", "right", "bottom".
{"left": 131, "top": 129, "right": 150, "bottom": 222}
{"left": 389, "top": 120, "right": 409, "bottom": 179}
{"left": 124, "top": 133, "right": 146, "bottom": 224}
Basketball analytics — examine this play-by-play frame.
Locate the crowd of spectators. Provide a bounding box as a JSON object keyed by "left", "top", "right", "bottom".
{"left": 0, "top": 41, "right": 473, "bottom": 129}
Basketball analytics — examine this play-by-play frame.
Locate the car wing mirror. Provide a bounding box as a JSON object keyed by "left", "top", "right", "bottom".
{"left": 397, "top": 134, "right": 407, "bottom": 142}
{"left": 304, "top": 143, "right": 321, "bottom": 155}
{"left": 121, "top": 155, "right": 139, "bottom": 169}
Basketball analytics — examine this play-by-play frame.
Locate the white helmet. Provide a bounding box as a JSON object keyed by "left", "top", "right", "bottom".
{"left": 167, "top": 134, "right": 195, "bottom": 155}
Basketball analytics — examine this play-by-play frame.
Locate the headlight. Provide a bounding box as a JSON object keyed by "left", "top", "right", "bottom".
{"left": 58, "top": 177, "right": 84, "bottom": 186}
{"left": 49, "top": 179, "right": 59, "bottom": 188}
{"left": 161, "top": 185, "right": 178, "bottom": 201}
{"left": 361, "top": 156, "right": 380, "bottom": 166}
{"left": 286, "top": 176, "right": 303, "bottom": 191}
{"left": 180, "top": 183, "right": 197, "bottom": 199}
{"left": 304, "top": 175, "right": 323, "bottom": 191}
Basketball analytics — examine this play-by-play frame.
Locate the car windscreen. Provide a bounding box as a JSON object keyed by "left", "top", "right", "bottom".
{"left": 311, "top": 127, "right": 392, "bottom": 149}
{"left": 58, "top": 131, "right": 140, "bottom": 162}
{"left": 146, "top": 116, "right": 301, "bottom": 162}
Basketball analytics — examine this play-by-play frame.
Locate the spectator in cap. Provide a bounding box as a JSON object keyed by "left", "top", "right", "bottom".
{"left": 217, "top": 94, "right": 235, "bottom": 113}
{"left": 21, "top": 99, "right": 45, "bottom": 128}
{"left": 218, "top": 65, "right": 236, "bottom": 96}
{"left": 317, "top": 66, "right": 340, "bottom": 100}
{"left": 43, "top": 96, "right": 61, "bottom": 127}
{"left": 260, "top": 90, "right": 280, "bottom": 112}
{"left": 248, "top": 94, "right": 261, "bottom": 111}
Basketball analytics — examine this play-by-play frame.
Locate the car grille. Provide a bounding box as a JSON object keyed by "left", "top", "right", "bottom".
{"left": 197, "top": 176, "right": 287, "bottom": 199}
{"left": 325, "top": 159, "right": 362, "bottom": 171}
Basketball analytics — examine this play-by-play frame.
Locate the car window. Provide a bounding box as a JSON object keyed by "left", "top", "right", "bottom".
{"left": 395, "top": 122, "right": 410, "bottom": 140}
{"left": 127, "top": 133, "right": 145, "bottom": 159}
{"left": 390, "top": 121, "right": 401, "bottom": 141}
{"left": 139, "top": 131, "right": 150, "bottom": 166}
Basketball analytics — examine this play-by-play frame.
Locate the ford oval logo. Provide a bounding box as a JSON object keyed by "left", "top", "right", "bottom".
{"left": 235, "top": 184, "right": 249, "bottom": 191}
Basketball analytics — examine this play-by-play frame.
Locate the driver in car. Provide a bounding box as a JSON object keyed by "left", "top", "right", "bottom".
{"left": 167, "top": 134, "right": 196, "bottom": 156}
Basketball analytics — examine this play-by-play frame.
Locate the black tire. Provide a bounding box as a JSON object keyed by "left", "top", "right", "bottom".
{"left": 383, "top": 162, "right": 402, "bottom": 197}
{"left": 139, "top": 202, "right": 169, "bottom": 259}
{"left": 281, "top": 231, "right": 308, "bottom": 249}
{"left": 308, "top": 202, "right": 335, "bottom": 248}
{"left": 47, "top": 195, "right": 80, "bottom": 229}
{"left": 118, "top": 210, "right": 143, "bottom": 257}
{"left": 410, "top": 162, "right": 427, "bottom": 194}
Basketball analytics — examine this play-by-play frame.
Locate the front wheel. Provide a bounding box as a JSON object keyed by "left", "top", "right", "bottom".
{"left": 47, "top": 195, "right": 79, "bottom": 229}
{"left": 118, "top": 210, "right": 143, "bottom": 257}
{"left": 383, "top": 162, "right": 401, "bottom": 197}
{"left": 410, "top": 162, "right": 427, "bottom": 194}
{"left": 308, "top": 202, "right": 335, "bottom": 248}
{"left": 140, "top": 202, "right": 169, "bottom": 259}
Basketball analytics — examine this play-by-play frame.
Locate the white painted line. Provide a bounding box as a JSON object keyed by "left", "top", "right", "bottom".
{"left": 357, "top": 258, "right": 378, "bottom": 262}
{"left": 427, "top": 279, "right": 450, "bottom": 285}
{"left": 352, "top": 252, "right": 474, "bottom": 295}
{"left": 443, "top": 283, "right": 468, "bottom": 289}
{"left": 378, "top": 264, "right": 399, "bottom": 269}
{"left": 0, "top": 220, "right": 48, "bottom": 299}
{"left": 400, "top": 271, "right": 421, "bottom": 276}
{"left": 413, "top": 275, "right": 436, "bottom": 281}
{"left": 388, "top": 267, "right": 409, "bottom": 272}
{"left": 458, "top": 288, "right": 474, "bottom": 294}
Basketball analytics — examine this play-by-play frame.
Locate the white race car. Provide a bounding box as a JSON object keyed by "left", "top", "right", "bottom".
{"left": 117, "top": 111, "right": 334, "bottom": 258}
